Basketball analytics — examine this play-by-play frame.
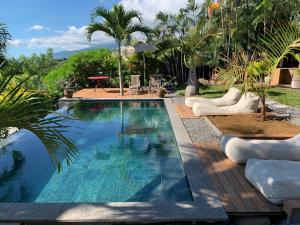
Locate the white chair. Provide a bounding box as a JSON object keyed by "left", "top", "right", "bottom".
{"left": 221, "top": 134, "right": 300, "bottom": 164}
{"left": 192, "top": 92, "right": 260, "bottom": 116}
{"left": 129, "top": 75, "right": 141, "bottom": 95}
{"left": 246, "top": 159, "right": 300, "bottom": 204}
{"left": 185, "top": 87, "right": 241, "bottom": 108}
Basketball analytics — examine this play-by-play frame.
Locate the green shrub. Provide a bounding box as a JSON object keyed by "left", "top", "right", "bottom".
{"left": 44, "top": 49, "right": 118, "bottom": 96}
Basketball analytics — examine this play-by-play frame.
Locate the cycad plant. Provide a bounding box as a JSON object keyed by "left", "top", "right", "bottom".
{"left": 86, "top": 4, "right": 151, "bottom": 96}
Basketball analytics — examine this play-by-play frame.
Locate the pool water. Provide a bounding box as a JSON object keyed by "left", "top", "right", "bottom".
{"left": 0, "top": 101, "right": 192, "bottom": 203}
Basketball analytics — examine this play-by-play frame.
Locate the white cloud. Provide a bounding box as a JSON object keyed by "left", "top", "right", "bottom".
{"left": 121, "top": 0, "right": 204, "bottom": 26}
{"left": 12, "top": 26, "right": 114, "bottom": 51}
{"left": 26, "top": 24, "right": 45, "bottom": 31}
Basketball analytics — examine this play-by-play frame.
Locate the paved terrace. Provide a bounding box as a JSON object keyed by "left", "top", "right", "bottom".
{"left": 73, "top": 88, "right": 156, "bottom": 99}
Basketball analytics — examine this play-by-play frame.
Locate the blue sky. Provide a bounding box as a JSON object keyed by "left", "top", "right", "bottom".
{"left": 1, "top": 0, "right": 202, "bottom": 58}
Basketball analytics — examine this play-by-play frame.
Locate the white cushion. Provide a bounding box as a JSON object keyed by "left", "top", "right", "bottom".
{"left": 185, "top": 87, "right": 241, "bottom": 108}
{"left": 245, "top": 159, "right": 300, "bottom": 204}
{"left": 221, "top": 134, "right": 300, "bottom": 163}
{"left": 192, "top": 92, "right": 260, "bottom": 116}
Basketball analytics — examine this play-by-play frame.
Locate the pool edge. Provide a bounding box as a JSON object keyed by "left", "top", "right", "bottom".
{"left": 0, "top": 99, "right": 228, "bottom": 223}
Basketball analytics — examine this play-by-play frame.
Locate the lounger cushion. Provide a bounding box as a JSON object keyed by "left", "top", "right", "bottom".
{"left": 193, "top": 92, "right": 260, "bottom": 116}
{"left": 245, "top": 159, "right": 300, "bottom": 204}
{"left": 185, "top": 87, "right": 241, "bottom": 108}
{"left": 221, "top": 134, "right": 300, "bottom": 163}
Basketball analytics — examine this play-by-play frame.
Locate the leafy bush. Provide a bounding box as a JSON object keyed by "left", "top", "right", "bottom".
{"left": 44, "top": 49, "right": 118, "bottom": 96}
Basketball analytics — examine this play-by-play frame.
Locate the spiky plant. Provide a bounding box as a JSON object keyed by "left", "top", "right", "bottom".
{"left": 0, "top": 72, "right": 79, "bottom": 171}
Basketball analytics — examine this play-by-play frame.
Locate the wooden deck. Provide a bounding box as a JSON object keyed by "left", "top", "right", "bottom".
{"left": 73, "top": 88, "right": 158, "bottom": 99}
{"left": 195, "top": 143, "right": 284, "bottom": 216}
{"left": 175, "top": 104, "right": 196, "bottom": 119}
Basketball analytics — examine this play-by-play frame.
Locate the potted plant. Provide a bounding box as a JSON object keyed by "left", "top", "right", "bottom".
{"left": 157, "top": 76, "right": 177, "bottom": 98}
{"left": 59, "top": 77, "right": 77, "bottom": 98}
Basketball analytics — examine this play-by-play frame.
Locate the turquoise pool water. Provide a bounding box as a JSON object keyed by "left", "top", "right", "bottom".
{"left": 0, "top": 100, "right": 192, "bottom": 203}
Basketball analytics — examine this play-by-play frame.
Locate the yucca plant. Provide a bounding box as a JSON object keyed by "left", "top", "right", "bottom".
{"left": 0, "top": 72, "right": 79, "bottom": 171}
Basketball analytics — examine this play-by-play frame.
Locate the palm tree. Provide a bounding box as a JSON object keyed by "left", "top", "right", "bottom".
{"left": 0, "top": 23, "right": 11, "bottom": 61}
{"left": 157, "top": 19, "right": 220, "bottom": 96}
{"left": 217, "top": 22, "right": 300, "bottom": 121}
{"left": 0, "top": 24, "right": 78, "bottom": 171}
{"left": 86, "top": 4, "right": 151, "bottom": 96}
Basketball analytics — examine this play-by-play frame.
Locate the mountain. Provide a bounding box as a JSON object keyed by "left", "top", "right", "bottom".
{"left": 53, "top": 43, "right": 117, "bottom": 59}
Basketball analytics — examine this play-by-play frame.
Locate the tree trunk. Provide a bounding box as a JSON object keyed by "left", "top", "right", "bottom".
{"left": 261, "top": 95, "right": 266, "bottom": 121}
{"left": 185, "top": 66, "right": 199, "bottom": 97}
{"left": 117, "top": 41, "right": 124, "bottom": 96}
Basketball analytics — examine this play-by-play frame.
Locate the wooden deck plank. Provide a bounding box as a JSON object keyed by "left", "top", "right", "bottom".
{"left": 197, "top": 145, "right": 236, "bottom": 212}
{"left": 174, "top": 104, "right": 196, "bottom": 119}
{"left": 197, "top": 143, "right": 248, "bottom": 212}
{"left": 207, "top": 144, "right": 274, "bottom": 213}
{"left": 194, "top": 143, "right": 283, "bottom": 215}
{"left": 206, "top": 143, "right": 259, "bottom": 213}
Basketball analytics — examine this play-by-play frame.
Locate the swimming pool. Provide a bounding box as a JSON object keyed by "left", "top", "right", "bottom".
{"left": 0, "top": 100, "right": 192, "bottom": 203}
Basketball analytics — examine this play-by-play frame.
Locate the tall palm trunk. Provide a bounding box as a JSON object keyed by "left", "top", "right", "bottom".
{"left": 185, "top": 66, "right": 199, "bottom": 97}
{"left": 117, "top": 41, "right": 124, "bottom": 96}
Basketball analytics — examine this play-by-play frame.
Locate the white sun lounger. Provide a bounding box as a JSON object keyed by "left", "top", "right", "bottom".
{"left": 192, "top": 92, "right": 260, "bottom": 116}
{"left": 185, "top": 87, "right": 241, "bottom": 108}
{"left": 221, "top": 134, "right": 300, "bottom": 164}
{"left": 246, "top": 159, "right": 300, "bottom": 204}
{"left": 221, "top": 134, "right": 300, "bottom": 163}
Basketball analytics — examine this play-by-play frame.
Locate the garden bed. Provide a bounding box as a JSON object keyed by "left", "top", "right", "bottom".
{"left": 207, "top": 114, "right": 300, "bottom": 139}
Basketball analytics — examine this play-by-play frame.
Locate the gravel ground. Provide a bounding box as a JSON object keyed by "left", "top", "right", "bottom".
{"left": 171, "top": 96, "right": 221, "bottom": 143}
{"left": 266, "top": 99, "right": 300, "bottom": 126}
{"left": 182, "top": 118, "right": 222, "bottom": 144}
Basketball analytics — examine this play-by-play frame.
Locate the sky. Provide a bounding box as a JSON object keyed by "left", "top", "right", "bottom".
{"left": 1, "top": 0, "right": 203, "bottom": 58}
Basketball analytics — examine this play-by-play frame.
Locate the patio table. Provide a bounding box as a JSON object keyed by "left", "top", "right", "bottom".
{"left": 88, "top": 76, "right": 110, "bottom": 93}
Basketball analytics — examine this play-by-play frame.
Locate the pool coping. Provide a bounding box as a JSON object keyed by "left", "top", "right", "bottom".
{"left": 0, "top": 98, "right": 228, "bottom": 223}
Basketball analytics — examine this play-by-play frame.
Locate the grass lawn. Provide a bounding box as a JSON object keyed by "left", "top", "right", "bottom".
{"left": 176, "top": 85, "right": 300, "bottom": 108}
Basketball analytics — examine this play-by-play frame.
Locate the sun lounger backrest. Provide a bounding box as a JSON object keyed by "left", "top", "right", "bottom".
{"left": 221, "top": 87, "right": 242, "bottom": 102}
{"left": 228, "top": 92, "right": 260, "bottom": 113}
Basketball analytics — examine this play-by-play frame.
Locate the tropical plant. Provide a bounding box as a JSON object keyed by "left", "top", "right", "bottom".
{"left": 0, "top": 72, "right": 79, "bottom": 171}
{"left": 44, "top": 49, "right": 117, "bottom": 97}
{"left": 217, "top": 22, "right": 300, "bottom": 121}
{"left": 157, "top": 18, "right": 220, "bottom": 96}
{"left": 0, "top": 24, "right": 78, "bottom": 171}
{"left": 258, "top": 21, "right": 300, "bottom": 75}
{"left": 0, "top": 23, "right": 11, "bottom": 59}
{"left": 86, "top": 4, "right": 151, "bottom": 95}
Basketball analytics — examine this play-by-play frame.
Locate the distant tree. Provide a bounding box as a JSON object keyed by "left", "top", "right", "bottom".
{"left": 157, "top": 19, "right": 220, "bottom": 96}
{"left": 0, "top": 23, "right": 11, "bottom": 61}
{"left": 86, "top": 4, "right": 151, "bottom": 95}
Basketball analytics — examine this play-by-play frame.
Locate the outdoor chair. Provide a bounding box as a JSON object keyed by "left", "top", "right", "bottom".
{"left": 192, "top": 92, "right": 260, "bottom": 116}
{"left": 149, "top": 75, "right": 161, "bottom": 94}
{"left": 129, "top": 75, "right": 141, "bottom": 95}
{"left": 221, "top": 134, "right": 300, "bottom": 164}
{"left": 185, "top": 87, "right": 241, "bottom": 108}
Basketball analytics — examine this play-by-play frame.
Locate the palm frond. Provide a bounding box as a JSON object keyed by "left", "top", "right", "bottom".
{"left": 0, "top": 72, "right": 79, "bottom": 171}
{"left": 86, "top": 22, "right": 115, "bottom": 41}
{"left": 258, "top": 21, "right": 300, "bottom": 75}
